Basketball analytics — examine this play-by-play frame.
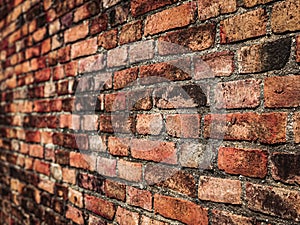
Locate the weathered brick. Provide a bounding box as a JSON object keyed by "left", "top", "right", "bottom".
{"left": 159, "top": 24, "right": 215, "bottom": 52}
{"left": 78, "top": 173, "right": 104, "bottom": 193}
{"left": 131, "top": 0, "right": 177, "bottom": 17}
{"left": 69, "top": 152, "right": 96, "bottom": 171}
{"left": 107, "top": 46, "right": 128, "bottom": 68}
{"left": 71, "top": 37, "right": 97, "bottom": 59}
{"left": 136, "top": 114, "right": 163, "bottom": 135}
{"left": 97, "top": 156, "right": 117, "bottom": 177}
{"left": 118, "top": 159, "right": 143, "bottom": 182}
{"left": 64, "top": 21, "right": 89, "bottom": 44}
{"left": 246, "top": 183, "right": 300, "bottom": 221}
{"left": 238, "top": 38, "right": 291, "bottom": 73}
{"left": 84, "top": 194, "right": 116, "bottom": 220}
{"left": 127, "top": 186, "right": 152, "bottom": 210}
{"left": 144, "top": 3, "right": 196, "bottom": 35}
{"left": 120, "top": 20, "right": 142, "bottom": 45}
{"left": 131, "top": 139, "right": 177, "bottom": 164}
{"left": 140, "top": 215, "right": 168, "bottom": 225}
{"left": 99, "top": 114, "right": 134, "bottom": 134}
{"left": 103, "top": 0, "right": 122, "bottom": 8}
{"left": 62, "top": 168, "right": 76, "bottom": 184}
{"left": 297, "top": 35, "right": 300, "bottom": 63}
{"left": 74, "top": 1, "right": 100, "bottom": 23}
{"left": 198, "top": 0, "right": 237, "bottom": 21}
{"left": 294, "top": 112, "right": 300, "bottom": 143}
{"left": 218, "top": 147, "right": 268, "bottom": 178}
{"left": 129, "top": 40, "right": 154, "bottom": 64}
{"left": 35, "top": 68, "right": 51, "bottom": 82}
{"left": 90, "top": 14, "right": 108, "bottom": 35}
{"left": 166, "top": 114, "right": 200, "bottom": 138}
{"left": 204, "top": 112, "right": 287, "bottom": 144}
{"left": 220, "top": 8, "right": 267, "bottom": 43}
{"left": 214, "top": 79, "right": 261, "bottom": 109}
{"left": 109, "top": 3, "right": 129, "bottom": 27}
{"left": 88, "top": 214, "right": 106, "bottom": 225}
{"left": 108, "top": 136, "right": 129, "bottom": 156}
{"left": 211, "top": 210, "right": 254, "bottom": 225}
{"left": 113, "top": 67, "right": 138, "bottom": 90}
{"left": 98, "top": 29, "right": 118, "bottom": 50}
{"left": 33, "top": 159, "right": 50, "bottom": 176}
{"left": 104, "top": 180, "right": 126, "bottom": 201}
{"left": 66, "top": 205, "right": 84, "bottom": 225}
{"left": 116, "top": 207, "right": 139, "bottom": 225}
{"left": 271, "top": 152, "right": 300, "bottom": 184}
{"left": 243, "top": 0, "right": 274, "bottom": 7}
{"left": 126, "top": 89, "right": 153, "bottom": 111}
{"left": 198, "top": 176, "right": 242, "bottom": 204}
{"left": 105, "top": 92, "right": 126, "bottom": 112}
{"left": 154, "top": 194, "right": 208, "bottom": 225}
{"left": 264, "top": 75, "right": 300, "bottom": 108}
{"left": 271, "top": 0, "right": 300, "bottom": 33}
{"left": 78, "top": 54, "right": 105, "bottom": 74}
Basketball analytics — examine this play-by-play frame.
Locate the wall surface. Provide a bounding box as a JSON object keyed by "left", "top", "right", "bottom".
{"left": 0, "top": 0, "right": 300, "bottom": 224}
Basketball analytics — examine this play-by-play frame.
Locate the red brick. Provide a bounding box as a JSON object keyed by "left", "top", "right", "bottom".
{"left": 38, "top": 178, "right": 55, "bottom": 194}
{"left": 131, "top": 0, "right": 177, "bottom": 17}
{"left": 57, "top": 45, "right": 71, "bottom": 63}
{"left": 194, "top": 51, "right": 234, "bottom": 79}
{"left": 264, "top": 75, "right": 300, "bottom": 108}
{"left": 108, "top": 136, "right": 129, "bottom": 156}
{"left": 71, "top": 37, "right": 97, "bottom": 59}
{"left": 105, "top": 92, "right": 126, "bottom": 112}
{"left": 154, "top": 194, "right": 208, "bottom": 225}
{"left": 104, "top": 180, "right": 126, "bottom": 201}
{"left": 116, "top": 207, "right": 139, "bottom": 225}
{"left": 33, "top": 27, "right": 47, "bottom": 43}
{"left": 64, "top": 61, "right": 78, "bottom": 77}
{"left": 119, "top": 20, "right": 142, "bottom": 45}
{"left": 220, "top": 8, "right": 267, "bottom": 43}
{"left": 294, "top": 112, "right": 300, "bottom": 143}
{"left": 66, "top": 205, "right": 84, "bottom": 225}
{"left": 218, "top": 147, "right": 268, "bottom": 178}
{"left": 98, "top": 29, "right": 118, "bottom": 50}
{"left": 136, "top": 114, "right": 163, "bottom": 135}
{"left": 88, "top": 214, "right": 106, "bottom": 225}
{"left": 35, "top": 68, "right": 51, "bottom": 82}
{"left": 140, "top": 215, "right": 168, "bottom": 225}
{"left": 74, "top": 1, "right": 100, "bottom": 23}
{"left": 246, "top": 183, "right": 300, "bottom": 221}
{"left": 127, "top": 186, "right": 152, "bottom": 210}
{"left": 107, "top": 46, "right": 128, "bottom": 68}
{"left": 139, "top": 59, "right": 191, "bottom": 85}
{"left": 64, "top": 22, "right": 89, "bottom": 44}
{"left": 159, "top": 24, "right": 215, "bottom": 53}
{"left": 69, "top": 152, "right": 96, "bottom": 171}
{"left": 78, "top": 173, "right": 104, "bottom": 193}
{"left": 109, "top": 3, "right": 129, "bottom": 27}
{"left": 33, "top": 159, "right": 50, "bottom": 176}
{"left": 129, "top": 40, "right": 154, "bottom": 63}
{"left": 198, "top": 0, "right": 237, "bottom": 21}
{"left": 243, "top": 0, "right": 274, "bottom": 7}
{"left": 97, "top": 157, "right": 117, "bottom": 177}
{"left": 84, "top": 194, "right": 116, "bottom": 220}
{"left": 99, "top": 114, "right": 134, "bottom": 134}
{"left": 238, "top": 38, "right": 291, "bottom": 73}
{"left": 204, "top": 112, "right": 287, "bottom": 144}
{"left": 90, "top": 14, "right": 108, "bottom": 35}
{"left": 297, "top": 35, "right": 300, "bottom": 63}
{"left": 214, "top": 79, "right": 261, "bottom": 109}
{"left": 144, "top": 3, "right": 196, "bottom": 35}
{"left": 127, "top": 89, "right": 153, "bottom": 110}
{"left": 62, "top": 168, "right": 76, "bottom": 184}
{"left": 179, "top": 143, "right": 210, "bottom": 169}
{"left": 131, "top": 139, "right": 177, "bottom": 164}
{"left": 52, "top": 34, "right": 63, "bottom": 50}
{"left": 118, "top": 159, "right": 143, "bottom": 182}
{"left": 166, "top": 114, "right": 200, "bottom": 138}
{"left": 29, "top": 144, "right": 44, "bottom": 158}
{"left": 26, "top": 130, "right": 41, "bottom": 143}
{"left": 114, "top": 67, "right": 138, "bottom": 90}
{"left": 68, "top": 188, "right": 83, "bottom": 208}
{"left": 198, "top": 176, "right": 242, "bottom": 204}
{"left": 271, "top": 0, "right": 300, "bottom": 33}
{"left": 211, "top": 210, "right": 254, "bottom": 225}
{"left": 271, "top": 152, "right": 300, "bottom": 184}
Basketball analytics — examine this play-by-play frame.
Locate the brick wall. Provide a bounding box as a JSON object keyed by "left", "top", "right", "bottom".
{"left": 0, "top": 0, "right": 300, "bottom": 224}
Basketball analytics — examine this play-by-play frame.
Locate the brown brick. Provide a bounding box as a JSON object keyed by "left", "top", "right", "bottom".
{"left": 90, "top": 14, "right": 108, "bottom": 35}
{"left": 264, "top": 75, "right": 300, "bottom": 108}
{"left": 98, "top": 29, "right": 118, "bottom": 50}
{"left": 246, "top": 183, "right": 300, "bottom": 221}
{"left": 131, "top": 0, "right": 177, "bottom": 17}
{"left": 120, "top": 20, "right": 142, "bottom": 45}
{"left": 109, "top": 3, "right": 129, "bottom": 27}
{"left": 243, "top": 0, "right": 274, "bottom": 7}
{"left": 74, "top": 1, "right": 100, "bottom": 23}
{"left": 114, "top": 67, "right": 138, "bottom": 90}
{"left": 204, "top": 112, "right": 287, "bottom": 144}
{"left": 159, "top": 24, "right": 215, "bottom": 52}
{"left": 214, "top": 79, "right": 261, "bottom": 109}
{"left": 166, "top": 114, "right": 200, "bottom": 138}
{"left": 71, "top": 37, "right": 97, "bottom": 59}
{"left": 136, "top": 114, "right": 163, "bottom": 135}
{"left": 144, "top": 3, "right": 196, "bottom": 35}
{"left": 64, "top": 21, "right": 89, "bottom": 44}
{"left": 211, "top": 210, "right": 254, "bottom": 225}
{"left": 118, "top": 159, "right": 143, "bottom": 182}
{"left": 238, "top": 38, "right": 291, "bottom": 73}
{"left": 218, "top": 147, "right": 268, "bottom": 178}
{"left": 271, "top": 152, "right": 300, "bottom": 184}
{"left": 116, "top": 207, "right": 139, "bottom": 225}
{"left": 129, "top": 40, "right": 155, "bottom": 64}
{"left": 294, "top": 112, "right": 300, "bottom": 143}
{"left": 103, "top": 0, "right": 122, "bottom": 8}
{"left": 127, "top": 186, "right": 152, "bottom": 210}
{"left": 69, "top": 152, "right": 96, "bottom": 171}
{"left": 140, "top": 215, "right": 168, "bottom": 225}
{"left": 108, "top": 136, "right": 129, "bottom": 156}
{"left": 66, "top": 205, "right": 84, "bottom": 225}
{"left": 104, "top": 180, "right": 126, "bottom": 201}
{"left": 271, "top": 0, "right": 300, "bottom": 33}
{"left": 154, "top": 194, "right": 208, "bottom": 225}
{"left": 131, "top": 139, "right": 177, "bottom": 164}
{"left": 97, "top": 157, "right": 117, "bottom": 177}
{"left": 84, "top": 194, "right": 116, "bottom": 220}
{"left": 88, "top": 214, "right": 106, "bottom": 225}
{"left": 198, "top": 0, "right": 237, "bottom": 21}
{"left": 297, "top": 36, "right": 300, "bottom": 63}
{"left": 198, "top": 176, "right": 242, "bottom": 204}
{"left": 35, "top": 68, "right": 51, "bottom": 82}
{"left": 220, "top": 8, "right": 267, "bottom": 43}
{"left": 127, "top": 89, "right": 153, "bottom": 111}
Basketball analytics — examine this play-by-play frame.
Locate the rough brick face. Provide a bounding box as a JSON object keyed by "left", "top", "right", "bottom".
{"left": 131, "top": 0, "right": 177, "bottom": 17}
{"left": 198, "top": 0, "right": 237, "bottom": 21}
{"left": 297, "top": 35, "right": 300, "bottom": 63}
{"left": 220, "top": 8, "right": 267, "bottom": 43}
{"left": 294, "top": 112, "right": 300, "bottom": 143}
{"left": 166, "top": 114, "right": 200, "bottom": 138}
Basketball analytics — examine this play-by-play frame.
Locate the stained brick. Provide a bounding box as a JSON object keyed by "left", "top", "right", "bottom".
{"left": 127, "top": 186, "right": 152, "bottom": 210}
{"left": 297, "top": 35, "right": 300, "bottom": 63}
{"left": 108, "top": 136, "right": 129, "bottom": 156}
{"left": 116, "top": 207, "right": 139, "bottom": 225}
{"left": 104, "top": 180, "right": 126, "bottom": 201}
{"left": 198, "top": 0, "right": 237, "bottom": 21}
{"left": 74, "top": 1, "right": 100, "bottom": 23}
{"left": 90, "top": 14, "right": 108, "bottom": 35}
{"left": 71, "top": 37, "right": 97, "bottom": 59}
{"left": 166, "top": 114, "right": 200, "bottom": 138}
{"left": 98, "top": 29, "right": 118, "bottom": 50}
{"left": 294, "top": 112, "right": 300, "bottom": 143}
{"left": 114, "top": 67, "right": 139, "bottom": 90}
{"left": 131, "top": 0, "right": 177, "bottom": 17}
{"left": 120, "top": 20, "right": 142, "bottom": 45}
{"left": 66, "top": 205, "right": 84, "bottom": 225}
{"left": 118, "top": 159, "right": 143, "bottom": 182}
{"left": 211, "top": 210, "right": 254, "bottom": 225}
{"left": 136, "top": 114, "right": 163, "bottom": 135}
